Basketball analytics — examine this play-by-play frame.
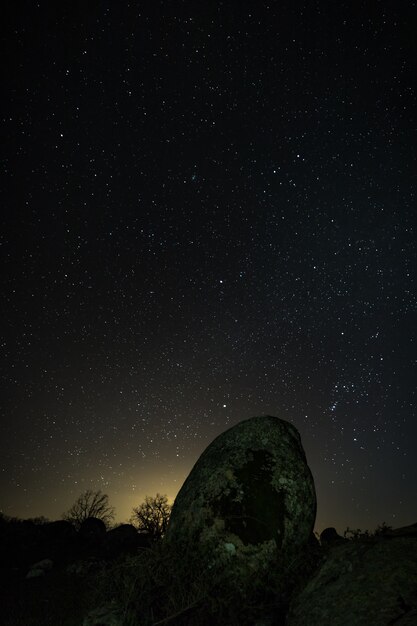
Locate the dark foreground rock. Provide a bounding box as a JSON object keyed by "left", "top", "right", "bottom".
{"left": 79, "top": 517, "right": 107, "bottom": 558}
{"left": 288, "top": 529, "right": 417, "bottom": 626}
{"left": 319, "top": 526, "right": 348, "bottom": 546}
{"left": 105, "top": 524, "right": 150, "bottom": 558}
{"left": 165, "top": 415, "right": 316, "bottom": 622}
{"left": 42, "top": 520, "right": 78, "bottom": 563}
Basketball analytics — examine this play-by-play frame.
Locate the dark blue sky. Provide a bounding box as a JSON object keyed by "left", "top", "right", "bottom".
{"left": 1, "top": 1, "right": 416, "bottom": 532}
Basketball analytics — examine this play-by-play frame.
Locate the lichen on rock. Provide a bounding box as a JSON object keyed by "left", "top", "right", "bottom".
{"left": 166, "top": 415, "right": 316, "bottom": 601}
{"left": 288, "top": 531, "right": 417, "bottom": 626}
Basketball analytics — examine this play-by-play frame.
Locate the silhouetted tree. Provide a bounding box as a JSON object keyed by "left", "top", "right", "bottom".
{"left": 62, "top": 489, "right": 115, "bottom": 529}
{"left": 130, "top": 493, "right": 171, "bottom": 539}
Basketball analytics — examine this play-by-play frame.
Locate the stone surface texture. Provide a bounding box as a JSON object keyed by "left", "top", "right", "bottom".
{"left": 288, "top": 533, "right": 417, "bottom": 625}
{"left": 166, "top": 415, "right": 316, "bottom": 580}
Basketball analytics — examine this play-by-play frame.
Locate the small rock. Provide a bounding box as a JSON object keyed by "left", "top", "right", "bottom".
{"left": 26, "top": 558, "right": 53, "bottom": 579}
{"left": 320, "top": 527, "right": 348, "bottom": 546}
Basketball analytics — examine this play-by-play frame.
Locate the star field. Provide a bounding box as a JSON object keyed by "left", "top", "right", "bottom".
{"left": 1, "top": 1, "right": 416, "bottom": 533}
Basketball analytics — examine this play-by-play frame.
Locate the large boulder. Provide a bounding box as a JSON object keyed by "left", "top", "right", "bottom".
{"left": 79, "top": 517, "right": 107, "bottom": 539}
{"left": 79, "top": 517, "right": 107, "bottom": 557}
{"left": 165, "top": 415, "right": 316, "bottom": 615}
{"left": 105, "top": 524, "right": 148, "bottom": 558}
{"left": 288, "top": 528, "right": 417, "bottom": 625}
{"left": 41, "top": 520, "right": 78, "bottom": 562}
{"left": 43, "top": 519, "right": 76, "bottom": 541}
{"left": 0, "top": 519, "right": 44, "bottom": 570}
{"left": 319, "top": 527, "right": 348, "bottom": 546}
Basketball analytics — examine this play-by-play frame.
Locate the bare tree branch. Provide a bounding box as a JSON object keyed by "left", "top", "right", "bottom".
{"left": 62, "top": 489, "right": 115, "bottom": 529}
{"left": 130, "top": 493, "right": 171, "bottom": 540}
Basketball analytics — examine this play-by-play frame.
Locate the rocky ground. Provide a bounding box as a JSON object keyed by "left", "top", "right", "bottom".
{"left": 1, "top": 522, "right": 416, "bottom": 625}
{"left": 2, "top": 417, "right": 416, "bottom": 625}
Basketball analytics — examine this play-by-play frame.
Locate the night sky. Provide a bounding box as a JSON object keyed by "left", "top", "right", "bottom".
{"left": 1, "top": 1, "right": 416, "bottom": 534}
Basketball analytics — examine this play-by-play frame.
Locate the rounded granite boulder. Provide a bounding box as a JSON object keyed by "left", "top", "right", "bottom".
{"left": 166, "top": 415, "right": 316, "bottom": 582}
{"left": 288, "top": 531, "right": 417, "bottom": 626}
